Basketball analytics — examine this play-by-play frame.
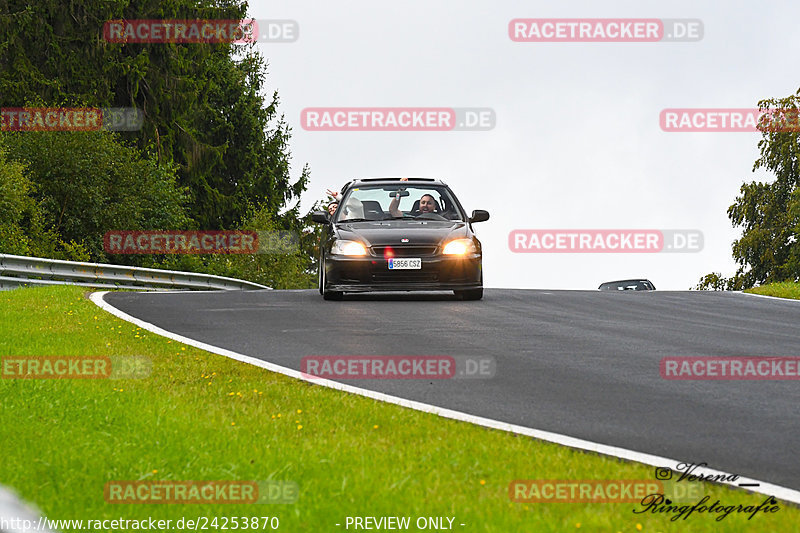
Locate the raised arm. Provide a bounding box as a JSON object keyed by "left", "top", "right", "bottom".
{"left": 389, "top": 191, "right": 402, "bottom": 217}
{"left": 388, "top": 178, "right": 408, "bottom": 217}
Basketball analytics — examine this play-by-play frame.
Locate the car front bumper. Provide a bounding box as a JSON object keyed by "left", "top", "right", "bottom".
{"left": 324, "top": 254, "right": 482, "bottom": 292}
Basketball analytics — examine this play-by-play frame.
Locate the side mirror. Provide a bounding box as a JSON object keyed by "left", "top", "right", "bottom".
{"left": 470, "top": 210, "right": 490, "bottom": 223}
{"left": 312, "top": 211, "right": 330, "bottom": 224}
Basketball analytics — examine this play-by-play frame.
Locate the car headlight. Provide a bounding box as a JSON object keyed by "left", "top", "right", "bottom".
{"left": 331, "top": 239, "right": 368, "bottom": 256}
{"left": 442, "top": 238, "right": 476, "bottom": 255}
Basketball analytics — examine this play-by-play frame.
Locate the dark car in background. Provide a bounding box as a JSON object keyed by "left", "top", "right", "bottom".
{"left": 312, "top": 177, "right": 489, "bottom": 300}
{"left": 598, "top": 279, "right": 656, "bottom": 291}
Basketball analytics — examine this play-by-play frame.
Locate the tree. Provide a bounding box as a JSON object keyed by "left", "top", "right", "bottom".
{"left": 697, "top": 92, "right": 800, "bottom": 289}
{"left": 0, "top": 131, "right": 190, "bottom": 262}
{"left": 0, "top": 0, "right": 309, "bottom": 230}
{"left": 0, "top": 145, "right": 89, "bottom": 260}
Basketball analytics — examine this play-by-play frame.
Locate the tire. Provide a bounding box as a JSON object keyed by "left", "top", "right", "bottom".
{"left": 319, "top": 255, "right": 343, "bottom": 300}
{"left": 454, "top": 273, "right": 483, "bottom": 300}
{"left": 454, "top": 288, "right": 483, "bottom": 300}
{"left": 318, "top": 255, "right": 324, "bottom": 295}
{"left": 323, "top": 289, "right": 343, "bottom": 301}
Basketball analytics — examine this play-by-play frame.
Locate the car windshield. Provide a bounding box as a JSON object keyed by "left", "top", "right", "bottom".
{"left": 335, "top": 185, "right": 464, "bottom": 222}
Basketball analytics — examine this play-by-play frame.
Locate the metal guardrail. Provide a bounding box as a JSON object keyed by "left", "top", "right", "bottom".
{"left": 0, "top": 254, "right": 269, "bottom": 291}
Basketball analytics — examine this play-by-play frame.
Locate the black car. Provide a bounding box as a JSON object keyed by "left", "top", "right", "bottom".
{"left": 312, "top": 177, "right": 489, "bottom": 300}
{"left": 598, "top": 279, "right": 656, "bottom": 291}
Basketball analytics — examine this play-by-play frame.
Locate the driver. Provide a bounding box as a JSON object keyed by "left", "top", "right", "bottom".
{"left": 389, "top": 192, "right": 439, "bottom": 217}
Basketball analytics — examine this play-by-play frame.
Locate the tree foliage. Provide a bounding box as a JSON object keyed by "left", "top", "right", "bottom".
{"left": 0, "top": 0, "right": 316, "bottom": 287}
{"left": 697, "top": 91, "right": 800, "bottom": 289}
{"left": 0, "top": 145, "right": 89, "bottom": 260}
{"left": 0, "top": 0, "right": 308, "bottom": 229}
{"left": 0, "top": 131, "right": 191, "bottom": 261}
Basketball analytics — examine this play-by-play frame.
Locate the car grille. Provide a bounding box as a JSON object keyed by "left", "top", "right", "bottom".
{"left": 371, "top": 245, "right": 437, "bottom": 257}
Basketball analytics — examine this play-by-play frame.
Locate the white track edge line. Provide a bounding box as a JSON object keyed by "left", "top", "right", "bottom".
{"left": 90, "top": 290, "right": 800, "bottom": 506}
{"left": 737, "top": 291, "right": 800, "bottom": 304}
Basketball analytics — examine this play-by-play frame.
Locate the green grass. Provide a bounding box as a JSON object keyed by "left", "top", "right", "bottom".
{"left": 745, "top": 282, "right": 800, "bottom": 300}
{"left": 1, "top": 285, "right": 798, "bottom": 532}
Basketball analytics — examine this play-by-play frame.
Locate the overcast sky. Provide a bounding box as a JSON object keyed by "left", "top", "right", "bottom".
{"left": 248, "top": 0, "right": 798, "bottom": 289}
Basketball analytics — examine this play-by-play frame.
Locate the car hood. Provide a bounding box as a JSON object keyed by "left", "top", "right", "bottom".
{"left": 334, "top": 220, "right": 468, "bottom": 247}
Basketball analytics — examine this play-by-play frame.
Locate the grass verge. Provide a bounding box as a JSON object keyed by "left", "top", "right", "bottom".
{"left": 744, "top": 282, "right": 800, "bottom": 300}
{"left": 0, "top": 285, "right": 797, "bottom": 532}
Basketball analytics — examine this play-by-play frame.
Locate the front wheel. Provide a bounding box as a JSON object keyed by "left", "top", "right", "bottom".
{"left": 454, "top": 288, "right": 483, "bottom": 300}
{"left": 319, "top": 255, "right": 343, "bottom": 301}
{"left": 318, "top": 254, "right": 324, "bottom": 295}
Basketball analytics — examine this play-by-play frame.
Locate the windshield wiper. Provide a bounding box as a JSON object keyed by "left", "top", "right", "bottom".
{"left": 338, "top": 218, "right": 370, "bottom": 223}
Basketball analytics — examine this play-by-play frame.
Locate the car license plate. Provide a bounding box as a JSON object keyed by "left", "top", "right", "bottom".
{"left": 388, "top": 258, "right": 421, "bottom": 270}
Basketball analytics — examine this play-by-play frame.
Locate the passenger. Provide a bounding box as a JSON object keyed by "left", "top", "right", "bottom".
{"left": 341, "top": 196, "right": 364, "bottom": 220}
{"left": 324, "top": 188, "right": 342, "bottom": 218}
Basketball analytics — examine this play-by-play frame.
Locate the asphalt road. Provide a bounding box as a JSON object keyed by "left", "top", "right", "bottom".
{"left": 103, "top": 289, "right": 800, "bottom": 491}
